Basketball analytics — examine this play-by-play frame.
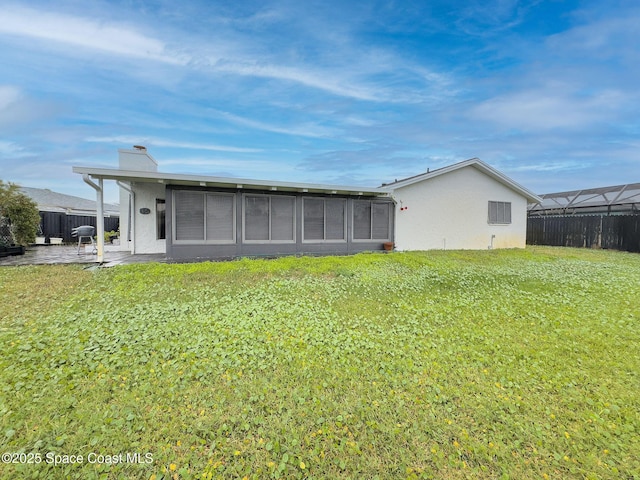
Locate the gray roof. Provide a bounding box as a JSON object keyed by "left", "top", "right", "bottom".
{"left": 380, "top": 157, "right": 542, "bottom": 203}
{"left": 72, "top": 166, "right": 389, "bottom": 197}
{"left": 73, "top": 156, "right": 541, "bottom": 203}
{"left": 20, "top": 187, "right": 119, "bottom": 217}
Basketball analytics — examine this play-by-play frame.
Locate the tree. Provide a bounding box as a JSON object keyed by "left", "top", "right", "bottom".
{"left": 0, "top": 180, "right": 41, "bottom": 246}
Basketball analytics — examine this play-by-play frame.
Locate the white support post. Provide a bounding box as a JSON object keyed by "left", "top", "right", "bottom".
{"left": 83, "top": 174, "right": 105, "bottom": 263}
{"left": 96, "top": 178, "right": 104, "bottom": 263}
{"left": 117, "top": 181, "right": 135, "bottom": 254}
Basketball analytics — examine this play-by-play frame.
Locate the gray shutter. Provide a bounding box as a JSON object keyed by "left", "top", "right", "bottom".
{"left": 488, "top": 201, "right": 498, "bottom": 224}
{"left": 271, "top": 196, "right": 295, "bottom": 241}
{"left": 304, "top": 198, "right": 324, "bottom": 240}
{"left": 175, "top": 191, "right": 204, "bottom": 240}
{"left": 353, "top": 201, "right": 372, "bottom": 239}
{"left": 505, "top": 202, "right": 512, "bottom": 223}
{"left": 371, "top": 203, "right": 390, "bottom": 239}
{"left": 245, "top": 196, "right": 269, "bottom": 240}
{"left": 206, "top": 194, "right": 234, "bottom": 241}
{"left": 325, "top": 199, "right": 345, "bottom": 240}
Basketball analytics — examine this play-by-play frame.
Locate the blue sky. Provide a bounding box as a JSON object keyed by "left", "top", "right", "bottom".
{"left": 1, "top": 0, "right": 638, "bottom": 203}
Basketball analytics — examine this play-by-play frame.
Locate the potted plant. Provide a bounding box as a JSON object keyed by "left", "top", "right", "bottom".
{"left": 104, "top": 230, "right": 119, "bottom": 244}
{"left": 35, "top": 225, "right": 45, "bottom": 244}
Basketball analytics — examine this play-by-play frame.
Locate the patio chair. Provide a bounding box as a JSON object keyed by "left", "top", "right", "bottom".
{"left": 71, "top": 226, "right": 97, "bottom": 255}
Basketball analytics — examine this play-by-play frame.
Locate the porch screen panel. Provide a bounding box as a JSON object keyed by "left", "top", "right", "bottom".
{"left": 303, "top": 198, "right": 324, "bottom": 240}
{"left": 325, "top": 199, "right": 345, "bottom": 240}
{"left": 271, "top": 196, "right": 295, "bottom": 241}
{"left": 245, "top": 196, "right": 269, "bottom": 240}
{"left": 206, "top": 194, "right": 234, "bottom": 241}
{"left": 175, "top": 191, "right": 204, "bottom": 240}
{"left": 353, "top": 200, "right": 372, "bottom": 239}
{"left": 371, "top": 203, "right": 390, "bottom": 239}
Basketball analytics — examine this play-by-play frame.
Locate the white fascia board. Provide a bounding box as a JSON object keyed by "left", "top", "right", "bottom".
{"left": 72, "top": 166, "right": 389, "bottom": 197}
{"left": 36, "top": 204, "right": 119, "bottom": 216}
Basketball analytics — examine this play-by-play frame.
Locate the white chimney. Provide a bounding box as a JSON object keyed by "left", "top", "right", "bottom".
{"left": 118, "top": 146, "right": 158, "bottom": 172}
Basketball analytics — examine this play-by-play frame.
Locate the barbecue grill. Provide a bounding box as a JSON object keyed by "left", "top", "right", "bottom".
{"left": 71, "top": 225, "right": 97, "bottom": 255}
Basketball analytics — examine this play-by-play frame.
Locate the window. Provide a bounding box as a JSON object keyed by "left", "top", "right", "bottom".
{"left": 303, "top": 198, "right": 346, "bottom": 241}
{"left": 488, "top": 201, "right": 512, "bottom": 224}
{"left": 156, "top": 199, "right": 166, "bottom": 240}
{"left": 271, "top": 196, "right": 295, "bottom": 240}
{"left": 175, "top": 191, "right": 204, "bottom": 241}
{"left": 206, "top": 194, "right": 234, "bottom": 241}
{"left": 353, "top": 200, "right": 391, "bottom": 240}
{"left": 173, "top": 191, "right": 235, "bottom": 243}
{"left": 243, "top": 194, "right": 295, "bottom": 242}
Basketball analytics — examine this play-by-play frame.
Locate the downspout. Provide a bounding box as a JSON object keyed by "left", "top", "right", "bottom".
{"left": 82, "top": 175, "right": 104, "bottom": 263}
{"left": 116, "top": 181, "right": 135, "bottom": 254}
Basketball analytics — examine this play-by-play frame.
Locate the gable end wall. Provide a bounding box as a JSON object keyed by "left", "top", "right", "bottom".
{"left": 392, "top": 165, "right": 527, "bottom": 250}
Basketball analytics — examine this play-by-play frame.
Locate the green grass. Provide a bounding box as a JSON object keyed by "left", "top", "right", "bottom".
{"left": 0, "top": 247, "right": 638, "bottom": 479}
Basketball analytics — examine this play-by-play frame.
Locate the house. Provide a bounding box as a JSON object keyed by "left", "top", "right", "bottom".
{"left": 19, "top": 187, "right": 119, "bottom": 243}
{"left": 72, "top": 147, "right": 540, "bottom": 262}
{"left": 386, "top": 159, "right": 540, "bottom": 250}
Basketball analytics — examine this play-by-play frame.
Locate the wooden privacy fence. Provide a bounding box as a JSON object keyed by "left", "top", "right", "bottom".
{"left": 527, "top": 215, "right": 640, "bottom": 253}
{"left": 40, "top": 212, "right": 120, "bottom": 243}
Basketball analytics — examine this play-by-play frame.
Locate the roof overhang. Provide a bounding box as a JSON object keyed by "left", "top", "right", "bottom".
{"left": 37, "top": 206, "right": 119, "bottom": 216}
{"left": 382, "top": 158, "right": 542, "bottom": 203}
{"left": 72, "top": 166, "right": 390, "bottom": 197}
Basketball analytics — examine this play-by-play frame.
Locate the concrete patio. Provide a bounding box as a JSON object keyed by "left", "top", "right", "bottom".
{"left": 0, "top": 244, "right": 166, "bottom": 267}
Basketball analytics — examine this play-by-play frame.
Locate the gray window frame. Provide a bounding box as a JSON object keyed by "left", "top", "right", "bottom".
{"left": 156, "top": 198, "right": 166, "bottom": 240}
{"left": 352, "top": 200, "right": 392, "bottom": 242}
{"left": 242, "top": 193, "right": 296, "bottom": 244}
{"left": 172, "top": 191, "right": 236, "bottom": 245}
{"left": 302, "top": 197, "right": 347, "bottom": 243}
{"left": 488, "top": 201, "right": 512, "bottom": 225}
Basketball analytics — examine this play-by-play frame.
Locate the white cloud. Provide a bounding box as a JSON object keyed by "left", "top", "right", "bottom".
{"left": 0, "top": 5, "right": 454, "bottom": 104}
{"left": 0, "top": 5, "right": 186, "bottom": 64}
{"left": 0, "top": 85, "right": 21, "bottom": 110}
{"left": 158, "top": 156, "right": 301, "bottom": 181}
{"left": 547, "top": 13, "right": 640, "bottom": 61}
{"left": 85, "top": 135, "right": 262, "bottom": 153}
{"left": 508, "top": 161, "right": 587, "bottom": 173}
{"left": 215, "top": 110, "right": 338, "bottom": 138}
{"left": 471, "top": 88, "right": 624, "bottom": 130}
{"left": 213, "top": 60, "right": 383, "bottom": 102}
{"left": 0, "top": 140, "right": 31, "bottom": 158}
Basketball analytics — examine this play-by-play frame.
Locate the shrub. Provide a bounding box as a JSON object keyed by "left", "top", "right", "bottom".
{"left": 0, "top": 180, "right": 41, "bottom": 246}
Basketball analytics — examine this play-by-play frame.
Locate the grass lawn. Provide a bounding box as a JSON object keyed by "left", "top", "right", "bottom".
{"left": 0, "top": 246, "right": 638, "bottom": 479}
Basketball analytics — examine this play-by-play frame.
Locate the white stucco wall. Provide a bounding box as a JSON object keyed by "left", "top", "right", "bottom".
{"left": 392, "top": 165, "right": 528, "bottom": 251}
{"left": 127, "top": 183, "right": 166, "bottom": 254}
{"left": 119, "top": 186, "right": 132, "bottom": 252}
{"left": 119, "top": 181, "right": 166, "bottom": 254}
{"left": 117, "top": 148, "right": 165, "bottom": 254}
